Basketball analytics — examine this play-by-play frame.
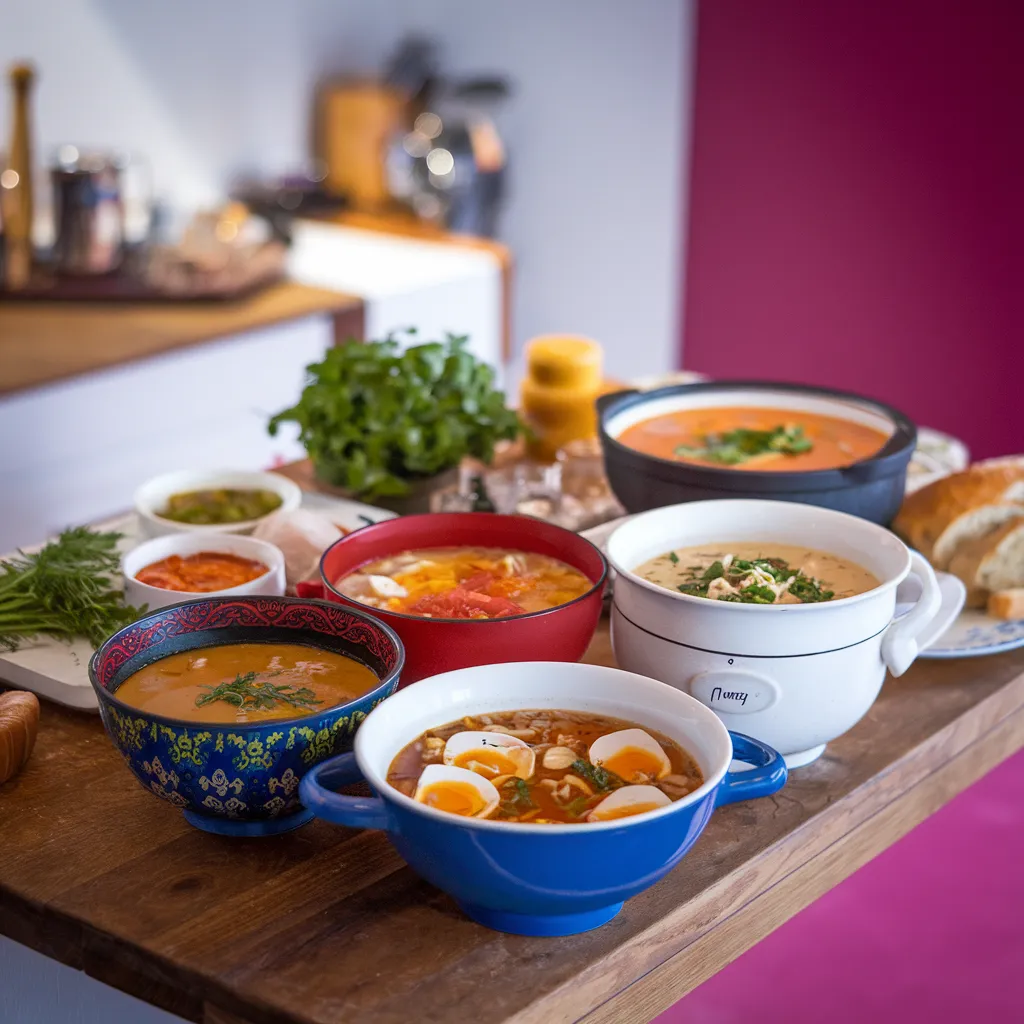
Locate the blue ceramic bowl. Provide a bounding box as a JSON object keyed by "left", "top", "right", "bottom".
{"left": 90, "top": 596, "right": 404, "bottom": 837}
{"left": 300, "top": 661, "right": 787, "bottom": 935}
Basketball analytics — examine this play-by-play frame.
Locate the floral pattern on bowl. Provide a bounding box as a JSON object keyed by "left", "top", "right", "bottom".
{"left": 89, "top": 596, "right": 404, "bottom": 836}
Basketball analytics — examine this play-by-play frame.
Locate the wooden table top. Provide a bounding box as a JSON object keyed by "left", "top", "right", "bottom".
{"left": 0, "top": 281, "right": 361, "bottom": 397}
{"left": 2, "top": 624, "right": 1022, "bottom": 1024}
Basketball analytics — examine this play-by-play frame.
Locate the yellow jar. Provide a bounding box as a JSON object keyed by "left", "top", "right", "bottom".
{"left": 520, "top": 335, "right": 605, "bottom": 462}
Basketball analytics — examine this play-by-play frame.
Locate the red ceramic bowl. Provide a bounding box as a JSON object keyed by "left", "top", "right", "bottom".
{"left": 316, "top": 513, "right": 608, "bottom": 684}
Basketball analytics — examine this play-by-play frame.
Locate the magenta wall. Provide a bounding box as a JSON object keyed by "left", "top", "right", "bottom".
{"left": 681, "top": 0, "right": 1024, "bottom": 458}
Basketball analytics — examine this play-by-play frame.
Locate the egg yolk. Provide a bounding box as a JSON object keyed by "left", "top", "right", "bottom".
{"left": 601, "top": 747, "right": 666, "bottom": 782}
{"left": 590, "top": 801, "right": 664, "bottom": 822}
{"left": 419, "top": 781, "right": 486, "bottom": 816}
{"left": 453, "top": 748, "right": 520, "bottom": 777}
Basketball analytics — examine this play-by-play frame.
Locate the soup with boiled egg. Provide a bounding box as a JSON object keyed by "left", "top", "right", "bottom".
{"left": 617, "top": 407, "right": 888, "bottom": 471}
{"left": 334, "top": 546, "right": 593, "bottom": 620}
{"left": 114, "top": 642, "right": 380, "bottom": 723}
{"left": 635, "top": 543, "right": 879, "bottom": 604}
{"left": 387, "top": 709, "right": 704, "bottom": 823}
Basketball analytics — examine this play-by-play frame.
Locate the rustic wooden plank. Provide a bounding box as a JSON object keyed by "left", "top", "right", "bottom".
{"left": 2, "top": 624, "right": 1022, "bottom": 1023}
{"left": 205, "top": 1007, "right": 259, "bottom": 1024}
{"left": 0, "top": 282, "right": 362, "bottom": 396}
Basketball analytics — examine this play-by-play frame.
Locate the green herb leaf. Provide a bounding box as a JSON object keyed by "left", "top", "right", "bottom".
{"left": 787, "top": 576, "right": 835, "bottom": 603}
{"left": 564, "top": 795, "right": 593, "bottom": 818}
{"left": 195, "top": 673, "right": 325, "bottom": 713}
{"left": 675, "top": 425, "right": 813, "bottom": 466}
{"left": 502, "top": 776, "right": 534, "bottom": 808}
{"left": 667, "top": 551, "right": 679, "bottom": 564}
{"left": 268, "top": 332, "right": 525, "bottom": 500}
{"left": 570, "top": 758, "right": 623, "bottom": 792}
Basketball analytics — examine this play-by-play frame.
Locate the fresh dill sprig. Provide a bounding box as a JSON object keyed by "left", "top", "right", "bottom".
{"left": 0, "top": 527, "right": 144, "bottom": 651}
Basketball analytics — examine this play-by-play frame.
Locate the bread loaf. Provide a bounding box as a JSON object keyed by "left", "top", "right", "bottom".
{"left": 0, "top": 690, "right": 40, "bottom": 784}
{"left": 893, "top": 459, "right": 1024, "bottom": 569}
{"left": 947, "top": 517, "right": 1024, "bottom": 606}
{"left": 988, "top": 589, "right": 1024, "bottom": 621}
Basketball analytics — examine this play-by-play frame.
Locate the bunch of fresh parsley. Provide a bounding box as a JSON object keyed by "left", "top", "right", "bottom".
{"left": 268, "top": 332, "right": 524, "bottom": 500}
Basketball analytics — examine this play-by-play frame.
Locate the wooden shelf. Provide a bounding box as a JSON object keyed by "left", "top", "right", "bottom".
{"left": 0, "top": 281, "right": 363, "bottom": 397}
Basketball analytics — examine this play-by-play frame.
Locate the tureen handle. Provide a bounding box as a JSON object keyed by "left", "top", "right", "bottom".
{"left": 715, "top": 732, "right": 788, "bottom": 807}
{"left": 300, "top": 753, "right": 391, "bottom": 831}
{"left": 881, "top": 550, "right": 943, "bottom": 676}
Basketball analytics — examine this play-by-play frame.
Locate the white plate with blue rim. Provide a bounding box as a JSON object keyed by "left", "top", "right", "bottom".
{"left": 896, "top": 571, "right": 1024, "bottom": 658}
{"left": 918, "top": 604, "right": 1024, "bottom": 658}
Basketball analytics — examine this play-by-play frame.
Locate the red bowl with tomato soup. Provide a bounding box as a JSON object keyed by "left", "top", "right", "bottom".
{"left": 314, "top": 513, "right": 608, "bottom": 684}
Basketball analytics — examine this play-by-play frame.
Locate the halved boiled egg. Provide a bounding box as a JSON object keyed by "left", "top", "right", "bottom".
{"left": 443, "top": 731, "right": 536, "bottom": 779}
{"left": 334, "top": 573, "right": 408, "bottom": 600}
{"left": 587, "top": 785, "right": 671, "bottom": 822}
{"left": 588, "top": 728, "right": 671, "bottom": 783}
{"left": 414, "top": 764, "right": 499, "bottom": 818}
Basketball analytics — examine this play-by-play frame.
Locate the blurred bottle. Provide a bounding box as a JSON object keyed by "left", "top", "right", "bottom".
{"left": 520, "top": 335, "right": 606, "bottom": 462}
{"left": 2, "top": 62, "right": 35, "bottom": 289}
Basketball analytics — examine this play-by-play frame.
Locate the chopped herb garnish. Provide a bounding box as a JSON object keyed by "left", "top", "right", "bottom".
{"left": 195, "top": 672, "right": 324, "bottom": 713}
{"left": 504, "top": 777, "right": 534, "bottom": 807}
{"left": 570, "top": 758, "right": 623, "bottom": 792}
{"left": 675, "top": 424, "right": 813, "bottom": 466}
{"left": 667, "top": 551, "right": 679, "bottom": 564}
{"left": 668, "top": 556, "right": 835, "bottom": 605}
{"left": 564, "top": 795, "right": 592, "bottom": 818}
{"left": 498, "top": 778, "right": 536, "bottom": 818}
{"left": 702, "top": 560, "right": 725, "bottom": 582}
{"left": 788, "top": 576, "right": 834, "bottom": 603}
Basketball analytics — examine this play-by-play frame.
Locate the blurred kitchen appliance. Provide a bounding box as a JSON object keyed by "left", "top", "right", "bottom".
{"left": 2, "top": 62, "right": 36, "bottom": 289}
{"left": 314, "top": 39, "right": 509, "bottom": 236}
{"left": 315, "top": 81, "right": 404, "bottom": 210}
{"left": 50, "top": 149, "right": 127, "bottom": 275}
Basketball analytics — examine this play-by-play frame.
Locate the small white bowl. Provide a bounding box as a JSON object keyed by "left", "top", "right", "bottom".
{"left": 134, "top": 469, "right": 302, "bottom": 539}
{"left": 606, "top": 500, "right": 946, "bottom": 768}
{"left": 123, "top": 533, "right": 287, "bottom": 611}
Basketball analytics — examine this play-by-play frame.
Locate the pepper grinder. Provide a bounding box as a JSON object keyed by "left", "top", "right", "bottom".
{"left": 2, "top": 62, "right": 36, "bottom": 290}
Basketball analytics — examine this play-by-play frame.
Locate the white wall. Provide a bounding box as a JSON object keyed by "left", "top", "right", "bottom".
{"left": 1, "top": 0, "right": 694, "bottom": 379}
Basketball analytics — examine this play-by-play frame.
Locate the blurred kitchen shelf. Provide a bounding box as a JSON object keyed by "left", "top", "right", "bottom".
{"left": 0, "top": 281, "right": 363, "bottom": 396}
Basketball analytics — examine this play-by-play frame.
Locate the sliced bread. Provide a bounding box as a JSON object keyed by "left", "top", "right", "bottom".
{"left": 988, "top": 589, "right": 1024, "bottom": 621}
{"left": 947, "top": 516, "right": 1024, "bottom": 606}
{"left": 892, "top": 458, "right": 1024, "bottom": 569}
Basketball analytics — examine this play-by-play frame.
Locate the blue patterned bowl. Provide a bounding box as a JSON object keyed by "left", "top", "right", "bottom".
{"left": 89, "top": 596, "right": 404, "bottom": 836}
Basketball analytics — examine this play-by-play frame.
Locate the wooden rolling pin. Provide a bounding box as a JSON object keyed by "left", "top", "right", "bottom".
{"left": 0, "top": 690, "right": 40, "bottom": 785}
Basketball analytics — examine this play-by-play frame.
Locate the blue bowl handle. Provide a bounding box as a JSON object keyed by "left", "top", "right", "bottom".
{"left": 715, "top": 731, "right": 788, "bottom": 807}
{"left": 300, "top": 753, "right": 391, "bottom": 831}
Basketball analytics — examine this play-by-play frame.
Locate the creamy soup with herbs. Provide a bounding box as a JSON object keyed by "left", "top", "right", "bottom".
{"left": 387, "top": 709, "right": 704, "bottom": 824}
{"left": 617, "top": 407, "right": 888, "bottom": 471}
{"left": 635, "top": 543, "right": 879, "bottom": 604}
{"left": 114, "top": 642, "right": 380, "bottom": 723}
